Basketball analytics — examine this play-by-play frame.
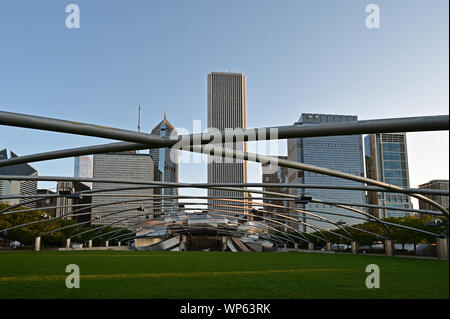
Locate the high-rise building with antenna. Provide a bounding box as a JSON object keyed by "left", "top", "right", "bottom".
{"left": 149, "top": 114, "right": 179, "bottom": 214}
{"left": 136, "top": 105, "right": 142, "bottom": 155}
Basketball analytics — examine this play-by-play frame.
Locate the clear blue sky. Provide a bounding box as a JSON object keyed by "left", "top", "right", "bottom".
{"left": 0, "top": 1, "right": 448, "bottom": 207}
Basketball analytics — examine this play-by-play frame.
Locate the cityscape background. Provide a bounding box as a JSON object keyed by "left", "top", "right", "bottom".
{"left": 0, "top": 0, "right": 448, "bottom": 211}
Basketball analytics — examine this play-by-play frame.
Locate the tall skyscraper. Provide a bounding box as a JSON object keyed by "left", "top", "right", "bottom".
{"left": 0, "top": 149, "right": 38, "bottom": 208}
{"left": 287, "top": 114, "right": 366, "bottom": 232}
{"left": 149, "top": 114, "right": 179, "bottom": 214}
{"left": 364, "top": 133, "right": 413, "bottom": 218}
{"left": 74, "top": 156, "right": 92, "bottom": 188}
{"left": 36, "top": 189, "right": 57, "bottom": 217}
{"left": 207, "top": 71, "right": 248, "bottom": 214}
{"left": 91, "top": 152, "right": 154, "bottom": 228}
{"left": 418, "top": 179, "right": 449, "bottom": 216}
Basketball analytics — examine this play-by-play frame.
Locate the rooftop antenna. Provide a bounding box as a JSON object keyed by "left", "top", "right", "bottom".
{"left": 137, "top": 105, "right": 141, "bottom": 133}
{"left": 137, "top": 105, "right": 141, "bottom": 154}
{"left": 228, "top": 67, "right": 231, "bottom": 73}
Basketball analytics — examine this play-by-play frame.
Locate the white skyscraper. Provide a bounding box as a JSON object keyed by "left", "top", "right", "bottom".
{"left": 74, "top": 156, "right": 92, "bottom": 188}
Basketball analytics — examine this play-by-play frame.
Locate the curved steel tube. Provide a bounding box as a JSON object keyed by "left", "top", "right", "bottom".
{"left": 0, "top": 111, "right": 447, "bottom": 214}
{"left": 130, "top": 225, "right": 291, "bottom": 247}
{"left": 188, "top": 144, "right": 449, "bottom": 217}
{"left": 72, "top": 198, "right": 337, "bottom": 244}
{"left": 0, "top": 111, "right": 447, "bottom": 168}
{"left": 217, "top": 198, "right": 352, "bottom": 240}
{"left": 2, "top": 194, "right": 443, "bottom": 240}
{"left": 78, "top": 208, "right": 308, "bottom": 245}
{"left": 39, "top": 206, "right": 153, "bottom": 237}
{"left": 308, "top": 200, "right": 392, "bottom": 237}
{"left": 1, "top": 178, "right": 444, "bottom": 217}
{"left": 68, "top": 206, "right": 304, "bottom": 243}
{"left": 100, "top": 213, "right": 320, "bottom": 246}
{"left": 113, "top": 216, "right": 299, "bottom": 246}
{"left": 2, "top": 182, "right": 448, "bottom": 199}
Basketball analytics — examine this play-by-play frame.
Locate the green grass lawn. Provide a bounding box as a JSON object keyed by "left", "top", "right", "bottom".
{"left": 0, "top": 250, "right": 448, "bottom": 299}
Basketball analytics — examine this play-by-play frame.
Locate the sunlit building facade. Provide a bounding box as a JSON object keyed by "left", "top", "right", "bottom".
{"left": 74, "top": 156, "right": 92, "bottom": 188}
{"left": 91, "top": 152, "right": 154, "bottom": 228}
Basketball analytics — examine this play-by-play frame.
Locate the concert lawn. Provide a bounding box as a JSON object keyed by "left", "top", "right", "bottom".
{"left": 0, "top": 250, "right": 448, "bottom": 299}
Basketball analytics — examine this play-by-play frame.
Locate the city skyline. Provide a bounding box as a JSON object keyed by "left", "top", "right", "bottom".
{"left": 0, "top": 1, "right": 448, "bottom": 302}
{"left": 0, "top": 1, "right": 448, "bottom": 210}
{"left": 0, "top": 105, "right": 448, "bottom": 211}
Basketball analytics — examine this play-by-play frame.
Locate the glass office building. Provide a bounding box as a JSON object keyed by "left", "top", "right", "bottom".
{"left": 287, "top": 114, "right": 366, "bottom": 232}
{"left": 364, "top": 133, "right": 412, "bottom": 218}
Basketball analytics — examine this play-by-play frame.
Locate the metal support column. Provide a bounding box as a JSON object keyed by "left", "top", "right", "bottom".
{"left": 437, "top": 237, "right": 449, "bottom": 260}
{"left": 351, "top": 241, "right": 358, "bottom": 254}
{"left": 34, "top": 236, "right": 41, "bottom": 251}
{"left": 222, "top": 236, "right": 227, "bottom": 251}
{"left": 384, "top": 239, "right": 394, "bottom": 256}
{"left": 179, "top": 235, "right": 187, "bottom": 251}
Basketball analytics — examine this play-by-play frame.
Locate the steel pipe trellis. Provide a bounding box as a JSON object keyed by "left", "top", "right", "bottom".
{"left": 0, "top": 111, "right": 448, "bottom": 247}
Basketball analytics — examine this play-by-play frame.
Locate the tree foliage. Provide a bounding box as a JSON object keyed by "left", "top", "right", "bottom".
{"left": 295, "top": 214, "right": 448, "bottom": 250}
{"left": 0, "top": 202, "right": 133, "bottom": 247}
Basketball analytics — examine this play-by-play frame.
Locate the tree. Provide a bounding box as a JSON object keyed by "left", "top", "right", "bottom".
{"left": 0, "top": 202, "right": 131, "bottom": 247}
